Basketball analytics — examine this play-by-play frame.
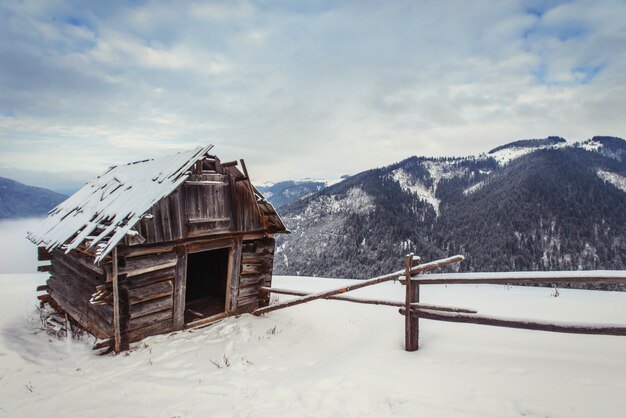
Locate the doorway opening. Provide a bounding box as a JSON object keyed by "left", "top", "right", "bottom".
{"left": 185, "top": 247, "right": 230, "bottom": 324}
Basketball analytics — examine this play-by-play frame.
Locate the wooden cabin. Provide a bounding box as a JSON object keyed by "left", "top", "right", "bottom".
{"left": 28, "top": 145, "right": 287, "bottom": 351}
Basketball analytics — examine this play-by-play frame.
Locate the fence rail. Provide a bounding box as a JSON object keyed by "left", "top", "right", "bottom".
{"left": 256, "top": 254, "right": 626, "bottom": 352}
{"left": 410, "top": 270, "right": 626, "bottom": 285}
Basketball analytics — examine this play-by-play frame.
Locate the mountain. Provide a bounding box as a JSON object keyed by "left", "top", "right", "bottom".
{"left": 256, "top": 178, "right": 347, "bottom": 208}
{"left": 0, "top": 177, "right": 67, "bottom": 219}
{"left": 273, "top": 136, "right": 626, "bottom": 288}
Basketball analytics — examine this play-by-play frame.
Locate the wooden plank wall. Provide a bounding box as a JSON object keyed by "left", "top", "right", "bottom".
{"left": 120, "top": 250, "right": 176, "bottom": 343}
{"left": 48, "top": 249, "right": 112, "bottom": 339}
{"left": 134, "top": 169, "right": 266, "bottom": 246}
{"left": 185, "top": 173, "right": 232, "bottom": 237}
{"left": 236, "top": 237, "right": 275, "bottom": 311}
{"left": 231, "top": 181, "right": 264, "bottom": 233}
{"left": 137, "top": 189, "right": 187, "bottom": 244}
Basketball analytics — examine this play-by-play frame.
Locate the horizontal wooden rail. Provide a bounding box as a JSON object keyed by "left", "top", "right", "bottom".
{"left": 253, "top": 255, "right": 464, "bottom": 316}
{"left": 399, "top": 308, "right": 626, "bottom": 336}
{"left": 411, "top": 270, "right": 626, "bottom": 285}
{"left": 259, "top": 286, "right": 477, "bottom": 314}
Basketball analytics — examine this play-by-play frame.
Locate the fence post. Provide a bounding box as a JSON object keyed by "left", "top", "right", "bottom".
{"left": 405, "top": 253, "right": 420, "bottom": 351}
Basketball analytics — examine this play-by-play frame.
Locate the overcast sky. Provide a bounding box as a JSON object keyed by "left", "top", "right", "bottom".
{"left": 1, "top": 0, "right": 625, "bottom": 189}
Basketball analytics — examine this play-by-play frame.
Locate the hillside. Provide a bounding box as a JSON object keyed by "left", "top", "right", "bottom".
{"left": 274, "top": 136, "right": 626, "bottom": 281}
{"left": 0, "top": 177, "right": 66, "bottom": 219}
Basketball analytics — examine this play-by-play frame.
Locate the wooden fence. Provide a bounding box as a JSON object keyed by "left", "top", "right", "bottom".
{"left": 257, "top": 254, "right": 626, "bottom": 351}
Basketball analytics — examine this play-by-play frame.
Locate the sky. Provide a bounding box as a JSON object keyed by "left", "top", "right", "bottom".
{"left": 1, "top": 0, "right": 626, "bottom": 190}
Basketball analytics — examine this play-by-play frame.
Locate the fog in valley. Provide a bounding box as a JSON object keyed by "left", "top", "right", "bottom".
{"left": 0, "top": 218, "right": 43, "bottom": 273}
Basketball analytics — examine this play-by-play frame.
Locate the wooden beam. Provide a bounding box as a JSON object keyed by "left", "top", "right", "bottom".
{"left": 184, "top": 181, "right": 228, "bottom": 186}
{"left": 239, "top": 159, "right": 250, "bottom": 179}
{"left": 221, "top": 161, "right": 238, "bottom": 167}
{"left": 187, "top": 217, "right": 230, "bottom": 224}
{"left": 253, "top": 255, "right": 464, "bottom": 316}
{"left": 37, "top": 264, "right": 52, "bottom": 272}
{"left": 399, "top": 308, "right": 626, "bottom": 336}
{"left": 111, "top": 246, "right": 122, "bottom": 353}
{"left": 37, "top": 246, "right": 52, "bottom": 261}
{"left": 258, "top": 286, "right": 477, "bottom": 313}
{"left": 405, "top": 253, "right": 419, "bottom": 351}
{"left": 172, "top": 246, "right": 187, "bottom": 331}
{"left": 413, "top": 271, "right": 626, "bottom": 285}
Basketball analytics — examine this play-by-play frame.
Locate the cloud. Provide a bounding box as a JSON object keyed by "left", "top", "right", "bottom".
{"left": 0, "top": 0, "right": 625, "bottom": 183}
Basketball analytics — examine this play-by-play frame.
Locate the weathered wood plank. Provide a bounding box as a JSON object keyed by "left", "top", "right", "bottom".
{"left": 128, "top": 309, "right": 173, "bottom": 332}
{"left": 52, "top": 249, "right": 105, "bottom": 283}
{"left": 37, "top": 264, "right": 52, "bottom": 272}
{"left": 238, "top": 285, "right": 260, "bottom": 298}
{"left": 131, "top": 296, "right": 174, "bottom": 319}
{"left": 253, "top": 255, "right": 464, "bottom": 316}
{"left": 48, "top": 289, "right": 112, "bottom": 338}
{"left": 405, "top": 253, "right": 419, "bottom": 351}
{"left": 48, "top": 267, "right": 113, "bottom": 318}
{"left": 185, "top": 238, "right": 234, "bottom": 254}
{"left": 121, "top": 252, "right": 177, "bottom": 277}
{"left": 399, "top": 308, "right": 626, "bottom": 336}
{"left": 241, "top": 263, "right": 263, "bottom": 275}
{"left": 172, "top": 246, "right": 187, "bottom": 331}
{"left": 413, "top": 271, "right": 626, "bottom": 285}
{"left": 38, "top": 246, "right": 52, "bottom": 261}
{"left": 56, "top": 248, "right": 104, "bottom": 276}
{"left": 184, "top": 181, "right": 228, "bottom": 186}
{"left": 228, "top": 238, "right": 242, "bottom": 311}
{"left": 111, "top": 247, "right": 123, "bottom": 353}
{"left": 259, "top": 287, "right": 477, "bottom": 313}
{"left": 52, "top": 255, "right": 103, "bottom": 289}
{"left": 161, "top": 198, "right": 173, "bottom": 242}
{"left": 127, "top": 319, "right": 173, "bottom": 343}
{"left": 129, "top": 280, "right": 173, "bottom": 304}
{"left": 187, "top": 217, "right": 231, "bottom": 224}
{"left": 48, "top": 267, "right": 95, "bottom": 300}
{"left": 124, "top": 266, "right": 175, "bottom": 289}
{"left": 239, "top": 275, "right": 264, "bottom": 287}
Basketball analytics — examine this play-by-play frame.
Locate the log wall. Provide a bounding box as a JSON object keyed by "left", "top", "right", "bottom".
{"left": 236, "top": 237, "right": 275, "bottom": 311}
{"left": 121, "top": 250, "right": 176, "bottom": 343}
{"left": 47, "top": 249, "right": 112, "bottom": 339}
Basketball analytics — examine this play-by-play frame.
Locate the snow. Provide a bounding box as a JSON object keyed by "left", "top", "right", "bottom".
{"left": 302, "top": 187, "right": 375, "bottom": 218}
{"left": 27, "top": 145, "right": 214, "bottom": 263}
{"left": 488, "top": 147, "right": 538, "bottom": 165}
{"left": 391, "top": 168, "right": 441, "bottom": 216}
{"left": 463, "top": 181, "right": 486, "bottom": 195}
{"left": 597, "top": 170, "right": 626, "bottom": 193}
{"left": 579, "top": 139, "right": 602, "bottom": 152}
{"left": 423, "top": 161, "right": 467, "bottom": 191}
{"left": 2, "top": 272, "right": 625, "bottom": 417}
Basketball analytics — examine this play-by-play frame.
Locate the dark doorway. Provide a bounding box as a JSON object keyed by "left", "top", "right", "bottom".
{"left": 185, "top": 248, "right": 230, "bottom": 323}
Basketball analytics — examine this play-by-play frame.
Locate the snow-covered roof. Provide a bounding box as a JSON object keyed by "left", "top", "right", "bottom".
{"left": 28, "top": 145, "right": 214, "bottom": 263}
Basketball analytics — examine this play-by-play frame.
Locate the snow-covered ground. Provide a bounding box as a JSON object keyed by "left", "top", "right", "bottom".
{"left": 1, "top": 273, "right": 625, "bottom": 417}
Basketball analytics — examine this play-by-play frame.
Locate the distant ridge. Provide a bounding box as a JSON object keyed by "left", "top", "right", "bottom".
{"left": 273, "top": 136, "right": 626, "bottom": 287}
{"left": 0, "top": 176, "right": 66, "bottom": 219}
{"left": 488, "top": 136, "right": 566, "bottom": 154}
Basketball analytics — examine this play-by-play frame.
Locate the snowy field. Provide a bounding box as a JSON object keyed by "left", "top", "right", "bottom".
{"left": 0, "top": 273, "right": 625, "bottom": 417}
{"left": 1, "top": 219, "right": 625, "bottom": 417}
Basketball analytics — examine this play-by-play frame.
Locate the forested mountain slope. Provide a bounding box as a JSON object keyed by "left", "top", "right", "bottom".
{"left": 274, "top": 137, "right": 626, "bottom": 282}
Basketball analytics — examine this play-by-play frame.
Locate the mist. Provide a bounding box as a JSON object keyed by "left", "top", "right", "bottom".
{"left": 0, "top": 218, "right": 43, "bottom": 273}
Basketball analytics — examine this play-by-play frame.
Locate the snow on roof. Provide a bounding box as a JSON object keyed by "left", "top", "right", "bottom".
{"left": 28, "top": 145, "right": 214, "bottom": 264}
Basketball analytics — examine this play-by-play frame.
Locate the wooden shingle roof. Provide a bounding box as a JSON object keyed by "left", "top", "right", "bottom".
{"left": 27, "top": 145, "right": 222, "bottom": 263}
